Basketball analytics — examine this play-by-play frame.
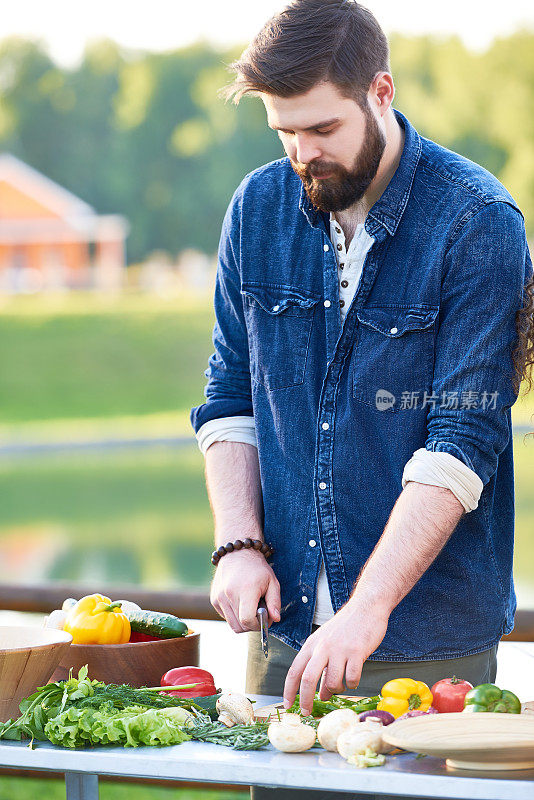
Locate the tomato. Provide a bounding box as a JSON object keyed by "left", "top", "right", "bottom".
{"left": 430, "top": 676, "right": 473, "bottom": 713}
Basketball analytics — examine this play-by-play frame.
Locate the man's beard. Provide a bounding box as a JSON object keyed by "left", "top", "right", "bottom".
{"left": 290, "top": 105, "right": 386, "bottom": 212}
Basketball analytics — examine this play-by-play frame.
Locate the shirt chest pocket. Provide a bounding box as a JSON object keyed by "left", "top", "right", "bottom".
{"left": 241, "top": 283, "right": 319, "bottom": 391}
{"left": 352, "top": 304, "right": 439, "bottom": 411}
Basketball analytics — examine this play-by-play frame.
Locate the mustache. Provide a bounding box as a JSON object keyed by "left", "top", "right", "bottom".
{"left": 291, "top": 160, "right": 341, "bottom": 179}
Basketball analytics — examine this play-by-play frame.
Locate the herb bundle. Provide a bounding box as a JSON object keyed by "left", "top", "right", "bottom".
{"left": 187, "top": 720, "right": 270, "bottom": 750}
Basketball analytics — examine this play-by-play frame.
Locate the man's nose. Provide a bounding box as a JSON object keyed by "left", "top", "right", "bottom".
{"left": 294, "top": 135, "right": 322, "bottom": 165}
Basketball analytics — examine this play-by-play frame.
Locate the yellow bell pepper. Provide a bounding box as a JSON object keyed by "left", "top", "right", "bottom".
{"left": 64, "top": 593, "right": 131, "bottom": 644}
{"left": 377, "top": 678, "right": 433, "bottom": 718}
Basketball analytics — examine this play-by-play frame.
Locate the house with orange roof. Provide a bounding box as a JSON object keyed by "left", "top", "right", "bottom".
{"left": 0, "top": 153, "right": 129, "bottom": 292}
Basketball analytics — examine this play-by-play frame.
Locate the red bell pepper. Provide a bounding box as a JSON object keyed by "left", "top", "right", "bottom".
{"left": 161, "top": 666, "right": 217, "bottom": 697}
{"left": 129, "top": 631, "right": 163, "bottom": 643}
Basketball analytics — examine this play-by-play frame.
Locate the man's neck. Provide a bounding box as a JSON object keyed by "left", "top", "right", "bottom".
{"left": 333, "top": 110, "right": 405, "bottom": 246}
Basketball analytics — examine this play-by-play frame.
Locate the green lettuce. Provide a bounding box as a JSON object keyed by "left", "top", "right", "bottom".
{"left": 44, "top": 702, "right": 192, "bottom": 748}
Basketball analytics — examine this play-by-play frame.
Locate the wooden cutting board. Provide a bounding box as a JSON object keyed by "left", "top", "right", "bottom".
{"left": 254, "top": 696, "right": 365, "bottom": 721}
{"left": 383, "top": 712, "right": 534, "bottom": 771}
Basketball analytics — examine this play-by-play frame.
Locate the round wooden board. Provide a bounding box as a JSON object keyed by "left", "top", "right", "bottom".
{"left": 383, "top": 712, "right": 534, "bottom": 771}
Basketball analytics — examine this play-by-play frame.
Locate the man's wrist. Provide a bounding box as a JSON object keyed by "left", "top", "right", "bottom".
{"left": 345, "top": 586, "right": 394, "bottom": 618}
{"left": 211, "top": 537, "right": 274, "bottom": 566}
{"left": 215, "top": 527, "right": 263, "bottom": 547}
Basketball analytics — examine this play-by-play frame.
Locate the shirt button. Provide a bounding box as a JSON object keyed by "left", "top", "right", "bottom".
{"left": 335, "top": 226, "right": 341, "bottom": 233}
{"left": 340, "top": 279, "right": 348, "bottom": 288}
{"left": 339, "top": 300, "right": 345, "bottom": 308}
{"left": 321, "top": 422, "right": 330, "bottom": 430}
{"left": 272, "top": 305, "right": 280, "bottom": 312}
{"left": 323, "top": 300, "right": 331, "bottom": 308}
{"left": 390, "top": 326, "right": 398, "bottom": 334}
{"left": 319, "top": 481, "right": 327, "bottom": 490}
{"left": 302, "top": 595, "right": 308, "bottom": 604}
{"left": 339, "top": 263, "right": 344, "bottom": 269}
{"left": 336, "top": 243, "right": 342, "bottom": 251}
{"left": 309, "top": 539, "right": 317, "bottom": 547}
{"left": 323, "top": 244, "right": 330, "bottom": 252}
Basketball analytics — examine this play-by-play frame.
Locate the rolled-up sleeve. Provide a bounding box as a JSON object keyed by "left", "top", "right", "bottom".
{"left": 425, "top": 200, "right": 531, "bottom": 486}
{"left": 190, "top": 184, "right": 253, "bottom": 433}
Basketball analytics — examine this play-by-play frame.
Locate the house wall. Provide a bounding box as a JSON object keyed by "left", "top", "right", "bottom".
{"left": 0, "top": 180, "right": 61, "bottom": 219}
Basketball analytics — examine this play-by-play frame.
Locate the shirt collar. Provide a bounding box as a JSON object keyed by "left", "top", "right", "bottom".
{"left": 298, "top": 108, "right": 421, "bottom": 237}
{"left": 365, "top": 109, "right": 421, "bottom": 236}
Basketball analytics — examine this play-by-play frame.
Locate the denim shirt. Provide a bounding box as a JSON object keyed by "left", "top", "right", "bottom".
{"left": 191, "top": 109, "right": 532, "bottom": 660}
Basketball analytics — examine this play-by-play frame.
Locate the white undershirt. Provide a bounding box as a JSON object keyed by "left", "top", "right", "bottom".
{"left": 196, "top": 212, "right": 483, "bottom": 626}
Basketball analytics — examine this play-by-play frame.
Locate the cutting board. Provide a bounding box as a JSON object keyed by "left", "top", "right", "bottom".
{"left": 254, "top": 696, "right": 365, "bottom": 721}
{"left": 383, "top": 712, "right": 534, "bottom": 771}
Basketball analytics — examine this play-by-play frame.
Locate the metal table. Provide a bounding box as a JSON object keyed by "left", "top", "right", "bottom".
{"left": 0, "top": 695, "right": 533, "bottom": 800}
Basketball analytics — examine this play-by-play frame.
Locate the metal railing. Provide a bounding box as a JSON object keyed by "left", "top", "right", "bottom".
{"left": 1, "top": 581, "right": 533, "bottom": 641}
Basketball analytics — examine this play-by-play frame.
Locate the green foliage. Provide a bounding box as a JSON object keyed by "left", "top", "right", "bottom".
{"left": 3, "top": 32, "right": 532, "bottom": 262}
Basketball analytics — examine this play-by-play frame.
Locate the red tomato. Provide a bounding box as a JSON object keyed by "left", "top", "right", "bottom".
{"left": 431, "top": 676, "right": 473, "bottom": 713}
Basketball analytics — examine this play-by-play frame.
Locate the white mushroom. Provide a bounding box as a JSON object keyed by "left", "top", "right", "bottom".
{"left": 317, "top": 709, "right": 360, "bottom": 751}
{"left": 216, "top": 692, "right": 255, "bottom": 727}
{"left": 268, "top": 716, "right": 317, "bottom": 752}
{"left": 337, "top": 726, "right": 383, "bottom": 760}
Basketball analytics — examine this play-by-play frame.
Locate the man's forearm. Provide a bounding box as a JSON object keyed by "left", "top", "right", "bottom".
{"left": 351, "top": 481, "right": 465, "bottom": 613}
{"left": 205, "top": 441, "right": 280, "bottom": 631}
{"left": 205, "top": 440, "right": 264, "bottom": 545}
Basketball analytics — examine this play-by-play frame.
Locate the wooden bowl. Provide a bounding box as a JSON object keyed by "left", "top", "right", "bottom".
{"left": 383, "top": 712, "right": 534, "bottom": 771}
{"left": 0, "top": 626, "right": 73, "bottom": 722}
{"left": 50, "top": 632, "right": 200, "bottom": 687}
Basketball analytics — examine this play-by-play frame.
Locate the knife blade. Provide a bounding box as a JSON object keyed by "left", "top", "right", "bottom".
{"left": 257, "top": 598, "right": 269, "bottom": 659}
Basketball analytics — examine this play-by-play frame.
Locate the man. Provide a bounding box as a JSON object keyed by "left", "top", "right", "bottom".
{"left": 191, "top": 0, "right": 533, "bottom": 760}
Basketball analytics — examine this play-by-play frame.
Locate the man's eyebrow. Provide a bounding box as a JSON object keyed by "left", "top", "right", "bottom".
{"left": 269, "top": 117, "right": 341, "bottom": 132}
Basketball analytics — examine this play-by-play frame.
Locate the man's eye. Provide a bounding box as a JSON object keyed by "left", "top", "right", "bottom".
{"left": 316, "top": 129, "right": 334, "bottom": 136}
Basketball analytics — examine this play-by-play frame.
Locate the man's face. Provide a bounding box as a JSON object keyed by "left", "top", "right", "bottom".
{"left": 262, "top": 81, "right": 386, "bottom": 212}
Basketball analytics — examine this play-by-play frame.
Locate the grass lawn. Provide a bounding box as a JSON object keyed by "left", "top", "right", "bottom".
{"left": 0, "top": 292, "right": 215, "bottom": 430}
{"left": 0, "top": 776, "right": 244, "bottom": 800}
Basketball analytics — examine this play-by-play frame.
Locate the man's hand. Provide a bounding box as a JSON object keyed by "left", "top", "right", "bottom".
{"left": 210, "top": 547, "right": 281, "bottom": 633}
{"left": 283, "top": 598, "right": 389, "bottom": 715}
{"left": 284, "top": 481, "right": 465, "bottom": 716}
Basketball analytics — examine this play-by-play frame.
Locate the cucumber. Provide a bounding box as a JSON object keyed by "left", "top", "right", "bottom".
{"left": 126, "top": 609, "right": 188, "bottom": 639}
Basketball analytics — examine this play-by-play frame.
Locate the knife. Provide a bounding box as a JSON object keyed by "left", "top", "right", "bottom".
{"left": 257, "top": 598, "right": 269, "bottom": 659}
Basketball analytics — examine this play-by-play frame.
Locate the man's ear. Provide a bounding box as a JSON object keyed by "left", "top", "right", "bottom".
{"left": 369, "top": 72, "right": 395, "bottom": 116}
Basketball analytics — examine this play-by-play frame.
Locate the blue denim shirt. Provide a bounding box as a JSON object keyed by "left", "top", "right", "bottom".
{"left": 191, "top": 109, "right": 532, "bottom": 660}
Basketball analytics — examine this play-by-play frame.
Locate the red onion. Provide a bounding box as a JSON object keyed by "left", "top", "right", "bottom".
{"left": 397, "top": 707, "right": 438, "bottom": 721}
{"left": 357, "top": 709, "right": 395, "bottom": 726}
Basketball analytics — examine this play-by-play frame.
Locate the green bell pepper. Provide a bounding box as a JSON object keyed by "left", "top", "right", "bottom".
{"left": 463, "top": 683, "right": 521, "bottom": 714}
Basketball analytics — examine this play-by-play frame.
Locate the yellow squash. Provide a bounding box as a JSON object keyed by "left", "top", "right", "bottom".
{"left": 64, "top": 593, "right": 131, "bottom": 644}
{"left": 377, "top": 678, "right": 433, "bottom": 718}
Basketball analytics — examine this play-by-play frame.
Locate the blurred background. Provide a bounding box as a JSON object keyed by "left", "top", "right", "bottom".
{"left": 0, "top": 1, "right": 533, "bottom": 797}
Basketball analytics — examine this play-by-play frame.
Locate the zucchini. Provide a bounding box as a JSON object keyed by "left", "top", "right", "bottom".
{"left": 127, "top": 609, "right": 188, "bottom": 639}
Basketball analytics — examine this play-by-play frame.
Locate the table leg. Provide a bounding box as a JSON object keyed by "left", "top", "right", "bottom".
{"left": 65, "top": 772, "right": 99, "bottom": 800}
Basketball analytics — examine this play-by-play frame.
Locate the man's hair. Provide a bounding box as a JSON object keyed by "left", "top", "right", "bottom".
{"left": 221, "top": 0, "right": 390, "bottom": 105}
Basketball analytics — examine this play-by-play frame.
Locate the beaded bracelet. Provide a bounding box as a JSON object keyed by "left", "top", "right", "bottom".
{"left": 211, "top": 537, "right": 274, "bottom": 566}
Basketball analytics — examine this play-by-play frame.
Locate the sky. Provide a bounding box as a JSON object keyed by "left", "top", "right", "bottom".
{"left": 2, "top": 0, "right": 534, "bottom": 67}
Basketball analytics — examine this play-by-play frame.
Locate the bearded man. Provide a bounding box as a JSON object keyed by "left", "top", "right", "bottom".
{"left": 191, "top": 2, "right": 533, "bottom": 796}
